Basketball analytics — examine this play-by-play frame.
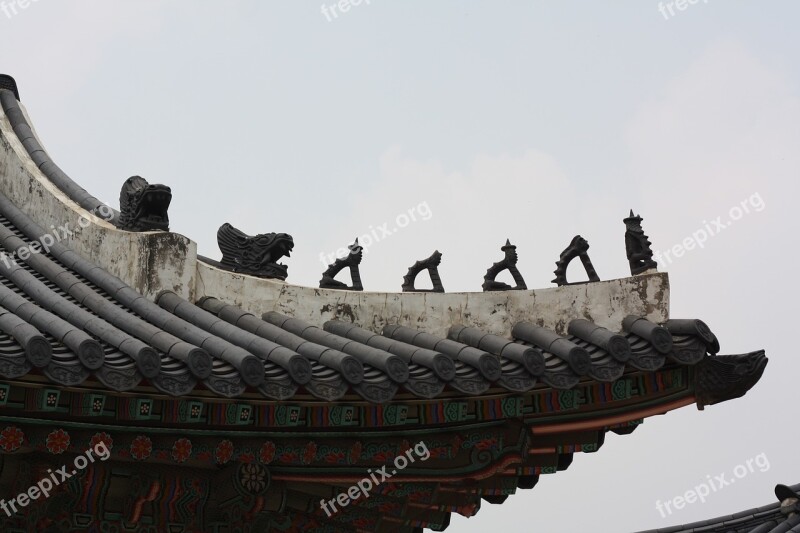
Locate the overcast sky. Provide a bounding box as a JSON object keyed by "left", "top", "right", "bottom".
{"left": 2, "top": 2, "right": 798, "bottom": 531}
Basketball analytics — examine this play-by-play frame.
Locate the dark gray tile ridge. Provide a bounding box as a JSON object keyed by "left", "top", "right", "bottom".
{"left": 350, "top": 365, "right": 399, "bottom": 403}
{"left": 567, "top": 336, "right": 625, "bottom": 382}
{"left": 636, "top": 483, "right": 800, "bottom": 533}
{"left": 448, "top": 324, "right": 545, "bottom": 377}
{"left": 0, "top": 287, "right": 105, "bottom": 370}
{"left": 0, "top": 242, "right": 158, "bottom": 383}
{"left": 511, "top": 340, "right": 581, "bottom": 389}
{"left": 0, "top": 302, "right": 51, "bottom": 369}
{"left": 401, "top": 364, "right": 448, "bottom": 398}
{"left": 323, "top": 321, "right": 452, "bottom": 399}
{"left": 749, "top": 522, "right": 782, "bottom": 533}
{"left": 0, "top": 192, "right": 271, "bottom": 386}
{"left": 512, "top": 322, "right": 592, "bottom": 376}
{"left": 664, "top": 319, "right": 719, "bottom": 354}
{"left": 325, "top": 320, "right": 455, "bottom": 382}
{"left": 0, "top": 89, "right": 119, "bottom": 224}
{"left": 495, "top": 358, "right": 538, "bottom": 392}
{"left": 625, "top": 332, "right": 667, "bottom": 371}
{"left": 157, "top": 290, "right": 311, "bottom": 386}
{"left": 624, "top": 316, "right": 674, "bottom": 354}
{"left": 265, "top": 312, "right": 409, "bottom": 384}
{"left": 568, "top": 319, "right": 632, "bottom": 363}
{"left": 668, "top": 334, "right": 709, "bottom": 365}
{"left": 382, "top": 324, "right": 501, "bottom": 381}
{"left": 198, "top": 297, "right": 364, "bottom": 387}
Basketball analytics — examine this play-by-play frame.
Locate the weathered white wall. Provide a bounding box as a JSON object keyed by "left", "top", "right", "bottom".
{"left": 0, "top": 102, "right": 196, "bottom": 300}
{"left": 0, "top": 100, "right": 669, "bottom": 334}
{"left": 196, "top": 262, "right": 669, "bottom": 337}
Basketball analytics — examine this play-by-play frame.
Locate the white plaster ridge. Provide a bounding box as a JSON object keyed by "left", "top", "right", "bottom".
{"left": 0, "top": 100, "right": 196, "bottom": 300}
{"left": 0, "top": 97, "right": 669, "bottom": 336}
{"left": 196, "top": 261, "right": 669, "bottom": 337}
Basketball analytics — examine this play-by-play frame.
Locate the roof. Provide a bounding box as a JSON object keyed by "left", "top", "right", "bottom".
{"left": 0, "top": 190, "right": 728, "bottom": 402}
{"left": 0, "top": 184, "right": 749, "bottom": 403}
{"left": 0, "top": 77, "right": 770, "bottom": 532}
{"left": 0, "top": 81, "right": 737, "bottom": 404}
{"left": 638, "top": 484, "right": 800, "bottom": 533}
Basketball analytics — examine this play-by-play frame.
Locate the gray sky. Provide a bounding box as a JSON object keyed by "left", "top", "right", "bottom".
{"left": 2, "top": 1, "right": 798, "bottom": 531}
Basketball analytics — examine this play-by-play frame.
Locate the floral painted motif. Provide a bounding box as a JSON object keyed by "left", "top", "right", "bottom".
{"left": 0, "top": 426, "right": 24, "bottom": 452}
{"left": 348, "top": 441, "right": 362, "bottom": 464}
{"left": 302, "top": 442, "right": 317, "bottom": 465}
{"left": 196, "top": 451, "right": 212, "bottom": 462}
{"left": 172, "top": 438, "right": 192, "bottom": 463}
{"left": 278, "top": 450, "right": 298, "bottom": 463}
{"left": 259, "top": 441, "right": 276, "bottom": 464}
{"left": 215, "top": 440, "right": 234, "bottom": 465}
{"left": 90, "top": 432, "right": 113, "bottom": 451}
{"left": 324, "top": 451, "right": 346, "bottom": 464}
{"left": 46, "top": 429, "right": 70, "bottom": 454}
{"left": 371, "top": 451, "right": 394, "bottom": 463}
{"left": 239, "top": 463, "right": 268, "bottom": 493}
{"left": 238, "top": 452, "right": 255, "bottom": 464}
{"left": 130, "top": 435, "right": 152, "bottom": 460}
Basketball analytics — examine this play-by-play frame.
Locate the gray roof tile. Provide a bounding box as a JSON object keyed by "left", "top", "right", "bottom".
{"left": 0, "top": 179, "right": 754, "bottom": 403}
